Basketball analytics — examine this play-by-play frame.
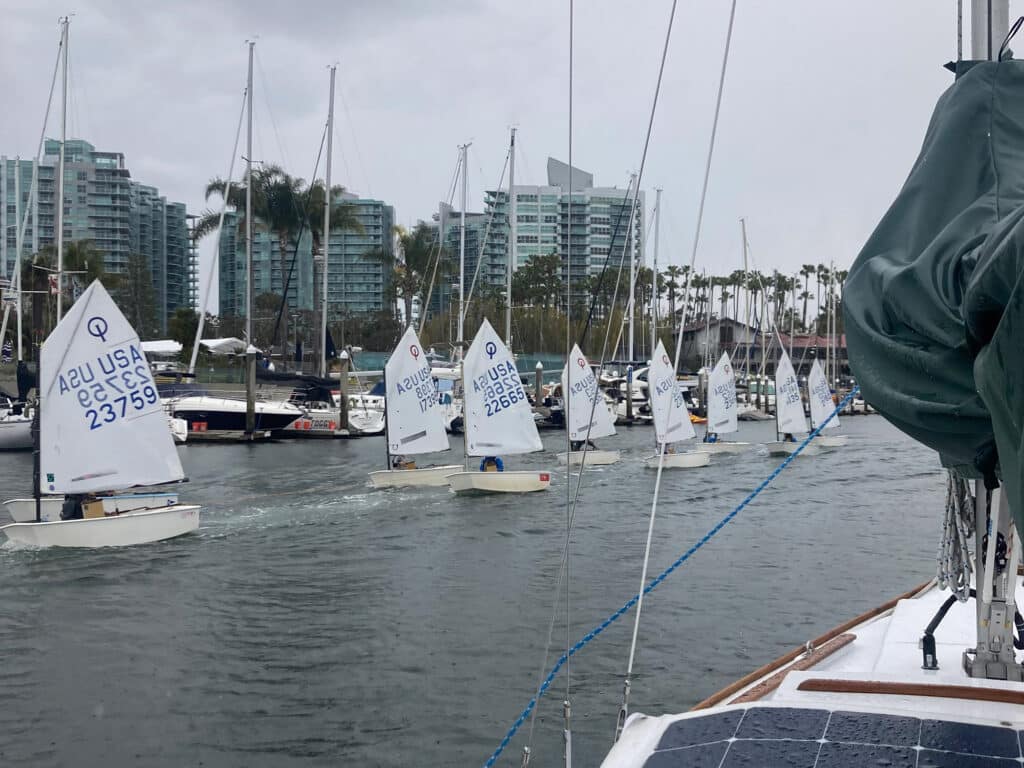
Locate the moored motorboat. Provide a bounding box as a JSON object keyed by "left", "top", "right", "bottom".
{"left": 168, "top": 394, "right": 302, "bottom": 440}
{"left": 0, "top": 416, "right": 32, "bottom": 451}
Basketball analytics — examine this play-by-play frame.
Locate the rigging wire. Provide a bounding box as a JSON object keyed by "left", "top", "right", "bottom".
{"left": 483, "top": 387, "right": 859, "bottom": 768}
{"left": 564, "top": 2, "right": 575, "bottom": 764}
{"left": 524, "top": 0, "right": 680, "bottom": 757}
{"left": 336, "top": 82, "right": 372, "bottom": 196}
{"left": 418, "top": 149, "right": 464, "bottom": 337}
{"left": 618, "top": 0, "right": 738, "bottom": 739}
{"left": 462, "top": 145, "right": 510, "bottom": 317}
{"left": 189, "top": 90, "right": 248, "bottom": 375}
{"left": 0, "top": 22, "right": 63, "bottom": 354}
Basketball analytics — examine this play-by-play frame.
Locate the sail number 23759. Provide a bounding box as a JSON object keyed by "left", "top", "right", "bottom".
{"left": 57, "top": 343, "right": 160, "bottom": 430}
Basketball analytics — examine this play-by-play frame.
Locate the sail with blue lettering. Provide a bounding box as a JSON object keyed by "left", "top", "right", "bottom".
{"left": 649, "top": 340, "right": 696, "bottom": 444}
{"left": 385, "top": 326, "right": 449, "bottom": 455}
{"left": 807, "top": 359, "right": 839, "bottom": 431}
{"left": 774, "top": 351, "right": 808, "bottom": 434}
{"left": 707, "top": 351, "right": 738, "bottom": 435}
{"left": 462, "top": 318, "right": 542, "bottom": 456}
{"left": 560, "top": 344, "right": 616, "bottom": 442}
{"left": 40, "top": 280, "right": 184, "bottom": 494}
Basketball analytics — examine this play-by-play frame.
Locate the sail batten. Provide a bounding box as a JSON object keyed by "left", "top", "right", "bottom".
{"left": 561, "top": 344, "right": 616, "bottom": 442}
{"left": 40, "top": 280, "right": 184, "bottom": 494}
{"left": 385, "top": 327, "right": 449, "bottom": 456}
{"left": 463, "top": 319, "right": 542, "bottom": 456}
{"left": 649, "top": 340, "right": 696, "bottom": 444}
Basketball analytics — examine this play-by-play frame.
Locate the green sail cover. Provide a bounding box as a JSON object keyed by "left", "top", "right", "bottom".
{"left": 844, "top": 59, "right": 1024, "bottom": 532}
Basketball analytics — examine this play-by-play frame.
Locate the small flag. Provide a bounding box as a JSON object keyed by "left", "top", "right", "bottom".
{"left": 48, "top": 274, "right": 58, "bottom": 295}
{"left": 1, "top": 340, "right": 10, "bottom": 363}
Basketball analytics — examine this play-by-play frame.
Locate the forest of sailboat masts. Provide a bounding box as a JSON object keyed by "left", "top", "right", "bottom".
{"left": 419, "top": 258, "right": 849, "bottom": 362}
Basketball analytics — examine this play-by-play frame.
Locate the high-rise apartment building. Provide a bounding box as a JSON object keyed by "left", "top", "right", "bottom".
{"left": 217, "top": 192, "right": 395, "bottom": 321}
{"left": 0, "top": 139, "right": 195, "bottom": 332}
{"left": 481, "top": 158, "right": 644, "bottom": 306}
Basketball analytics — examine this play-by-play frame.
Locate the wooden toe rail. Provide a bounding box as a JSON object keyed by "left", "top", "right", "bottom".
{"left": 796, "top": 678, "right": 1024, "bottom": 705}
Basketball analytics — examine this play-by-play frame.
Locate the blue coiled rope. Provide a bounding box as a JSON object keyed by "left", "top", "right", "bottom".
{"left": 482, "top": 387, "right": 861, "bottom": 767}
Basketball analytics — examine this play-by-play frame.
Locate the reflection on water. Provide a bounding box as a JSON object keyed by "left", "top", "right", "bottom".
{"left": 0, "top": 416, "right": 943, "bottom": 766}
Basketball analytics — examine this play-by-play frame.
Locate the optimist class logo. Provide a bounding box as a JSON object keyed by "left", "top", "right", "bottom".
{"left": 577, "top": 357, "right": 586, "bottom": 368}
{"left": 410, "top": 344, "right": 420, "bottom": 359}
{"left": 662, "top": 354, "right": 670, "bottom": 365}
{"left": 485, "top": 341, "right": 497, "bottom": 359}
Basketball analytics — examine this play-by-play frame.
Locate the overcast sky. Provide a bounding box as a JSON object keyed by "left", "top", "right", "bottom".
{"left": 2, "top": 1, "right": 973, "bottom": 312}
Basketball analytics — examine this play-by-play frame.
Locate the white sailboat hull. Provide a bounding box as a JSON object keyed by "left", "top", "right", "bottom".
{"left": 349, "top": 408, "right": 385, "bottom": 436}
{"left": 0, "top": 418, "right": 33, "bottom": 451}
{"left": 5, "top": 492, "right": 180, "bottom": 523}
{"left": 696, "top": 441, "right": 751, "bottom": 454}
{"left": 447, "top": 470, "right": 551, "bottom": 494}
{"left": 0, "top": 504, "right": 200, "bottom": 548}
{"left": 765, "top": 441, "right": 821, "bottom": 457}
{"left": 557, "top": 450, "right": 621, "bottom": 466}
{"left": 368, "top": 465, "right": 463, "bottom": 488}
{"left": 816, "top": 433, "right": 848, "bottom": 448}
{"left": 643, "top": 451, "right": 711, "bottom": 469}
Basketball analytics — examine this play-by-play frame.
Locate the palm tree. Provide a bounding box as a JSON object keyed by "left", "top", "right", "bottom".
{"left": 798, "top": 289, "right": 813, "bottom": 331}
{"left": 193, "top": 165, "right": 361, "bottom": 357}
{"left": 365, "top": 222, "right": 448, "bottom": 330}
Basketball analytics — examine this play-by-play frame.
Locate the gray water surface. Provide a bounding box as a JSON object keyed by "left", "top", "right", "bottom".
{"left": 0, "top": 417, "right": 944, "bottom": 766}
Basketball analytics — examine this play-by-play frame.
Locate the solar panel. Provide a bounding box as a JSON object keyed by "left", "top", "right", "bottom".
{"left": 644, "top": 706, "right": 1023, "bottom": 768}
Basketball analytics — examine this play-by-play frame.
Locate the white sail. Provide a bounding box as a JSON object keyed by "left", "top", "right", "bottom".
{"left": 707, "top": 351, "right": 738, "bottom": 435}
{"left": 807, "top": 358, "right": 839, "bottom": 431}
{"left": 561, "top": 344, "right": 616, "bottom": 442}
{"left": 649, "top": 340, "right": 696, "bottom": 444}
{"left": 774, "top": 350, "right": 808, "bottom": 434}
{"left": 463, "top": 318, "right": 542, "bottom": 456}
{"left": 385, "top": 326, "right": 449, "bottom": 455}
{"left": 40, "top": 280, "right": 184, "bottom": 494}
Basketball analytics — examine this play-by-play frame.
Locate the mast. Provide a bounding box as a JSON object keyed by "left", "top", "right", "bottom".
{"left": 702, "top": 270, "right": 711, "bottom": 370}
{"left": 789, "top": 273, "right": 795, "bottom": 360}
{"left": 627, "top": 172, "right": 638, "bottom": 363}
{"left": 740, "top": 218, "right": 750, "bottom": 377}
{"left": 14, "top": 159, "right": 22, "bottom": 361}
{"left": 244, "top": 41, "right": 256, "bottom": 440}
{"left": 823, "top": 260, "right": 831, "bottom": 387}
{"left": 55, "top": 16, "right": 68, "bottom": 323}
{"left": 506, "top": 128, "right": 516, "bottom": 347}
{"left": 651, "top": 188, "right": 661, "bottom": 361}
{"left": 971, "top": 0, "right": 1009, "bottom": 61}
{"left": 321, "top": 64, "right": 336, "bottom": 379}
{"left": 457, "top": 143, "right": 468, "bottom": 359}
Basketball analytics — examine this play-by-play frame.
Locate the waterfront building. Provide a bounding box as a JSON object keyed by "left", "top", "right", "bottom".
{"left": 217, "top": 192, "right": 395, "bottom": 321}
{"left": 0, "top": 139, "right": 194, "bottom": 332}
{"left": 481, "top": 157, "right": 644, "bottom": 308}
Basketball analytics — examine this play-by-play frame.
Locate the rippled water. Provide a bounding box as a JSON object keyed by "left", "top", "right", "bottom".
{"left": 0, "top": 416, "right": 944, "bottom": 767}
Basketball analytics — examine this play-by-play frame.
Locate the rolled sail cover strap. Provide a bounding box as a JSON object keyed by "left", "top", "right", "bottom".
{"left": 844, "top": 59, "right": 1024, "bottom": 532}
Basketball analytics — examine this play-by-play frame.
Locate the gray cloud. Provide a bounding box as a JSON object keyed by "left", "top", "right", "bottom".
{"left": 2, "top": 0, "right": 970, "bottom": 313}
